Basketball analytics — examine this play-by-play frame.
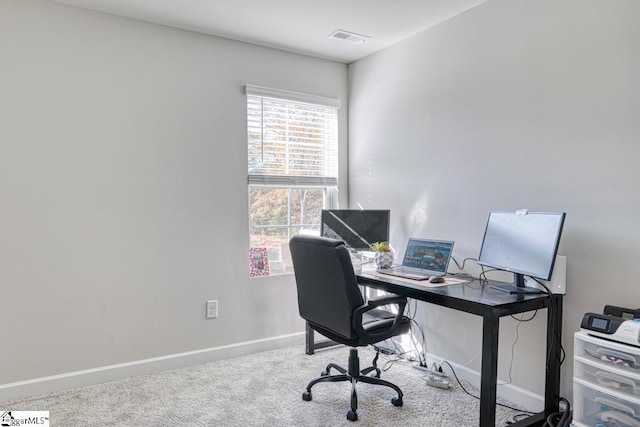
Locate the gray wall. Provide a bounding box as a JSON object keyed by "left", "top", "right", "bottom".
{"left": 1, "top": 0, "right": 348, "bottom": 385}
{"left": 349, "top": 0, "right": 640, "bottom": 402}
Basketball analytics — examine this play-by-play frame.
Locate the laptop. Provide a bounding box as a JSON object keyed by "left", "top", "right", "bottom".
{"left": 377, "top": 238, "right": 454, "bottom": 281}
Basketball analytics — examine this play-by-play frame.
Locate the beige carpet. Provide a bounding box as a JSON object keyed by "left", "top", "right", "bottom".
{"left": 3, "top": 345, "right": 527, "bottom": 426}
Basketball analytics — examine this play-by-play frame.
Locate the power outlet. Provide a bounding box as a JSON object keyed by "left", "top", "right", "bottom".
{"left": 206, "top": 300, "right": 218, "bottom": 319}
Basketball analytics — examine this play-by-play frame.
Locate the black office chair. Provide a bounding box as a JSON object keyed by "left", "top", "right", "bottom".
{"left": 289, "top": 234, "right": 411, "bottom": 422}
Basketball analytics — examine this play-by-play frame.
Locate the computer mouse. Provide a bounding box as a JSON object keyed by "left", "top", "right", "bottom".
{"left": 429, "top": 276, "right": 445, "bottom": 284}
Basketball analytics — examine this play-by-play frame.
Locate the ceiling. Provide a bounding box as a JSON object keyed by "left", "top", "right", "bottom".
{"left": 52, "top": 0, "right": 487, "bottom": 63}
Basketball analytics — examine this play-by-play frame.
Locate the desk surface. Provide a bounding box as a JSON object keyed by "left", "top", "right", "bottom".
{"left": 357, "top": 272, "right": 553, "bottom": 318}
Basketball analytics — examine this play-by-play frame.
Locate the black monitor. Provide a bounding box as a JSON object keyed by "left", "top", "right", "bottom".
{"left": 320, "top": 209, "right": 390, "bottom": 250}
{"left": 477, "top": 210, "right": 566, "bottom": 294}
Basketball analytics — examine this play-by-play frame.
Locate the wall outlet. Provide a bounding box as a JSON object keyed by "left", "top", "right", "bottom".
{"left": 206, "top": 300, "right": 218, "bottom": 319}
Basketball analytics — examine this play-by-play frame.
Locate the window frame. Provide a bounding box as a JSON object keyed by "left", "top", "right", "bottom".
{"left": 246, "top": 85, "right": 340, "bottom": 276}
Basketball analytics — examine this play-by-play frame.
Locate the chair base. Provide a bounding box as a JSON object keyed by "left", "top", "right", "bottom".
{"left": 302, "top": 348, "right": 403, "bottom": 421}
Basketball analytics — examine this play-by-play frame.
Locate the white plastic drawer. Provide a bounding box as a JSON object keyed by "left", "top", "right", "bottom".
{"left": 575, "top": 331, "right": 640, "bottom": 374}
{"left": 573, "top": 378, "right": 640, "bottom": 427}
{"left": 575, "top": 355, "right": 640, "bottom": 399}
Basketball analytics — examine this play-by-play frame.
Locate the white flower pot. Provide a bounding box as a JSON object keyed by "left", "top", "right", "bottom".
{"left": 374, "top": 251, "right": 394, "bottom": 269}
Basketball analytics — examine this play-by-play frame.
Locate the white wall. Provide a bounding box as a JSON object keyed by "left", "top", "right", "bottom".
{"left": 0, "top": 0, "right": 348, "bottom": 389}
{"left": 349, "top": 0, "right": 640, "bottom": 404}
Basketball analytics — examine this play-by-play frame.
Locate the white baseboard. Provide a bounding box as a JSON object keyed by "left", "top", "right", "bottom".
{"left": 0, "top": 332, "right": 305, "bottom": 404}
{"left": 425, "top": 352, "right": 544, "bottom": 412}
{"left": 1, "top": 333, "right": 544, "bottom": 411}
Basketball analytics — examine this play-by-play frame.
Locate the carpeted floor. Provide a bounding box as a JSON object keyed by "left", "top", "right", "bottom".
{"left": 3, "top": 345, "right": 528, "bottom": 426}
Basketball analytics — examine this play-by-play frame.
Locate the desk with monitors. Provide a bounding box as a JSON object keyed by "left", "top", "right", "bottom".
{"left": 305, "top": 210, "right": 566, "bottom": 426}
{"left": 357, "top": 274, "right": 562, "bottom": 427}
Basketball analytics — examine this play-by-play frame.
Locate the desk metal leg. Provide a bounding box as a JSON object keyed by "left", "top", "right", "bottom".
{"left": 511, "top": 296, "right": 564, "bottom": 427}
{"left": 306, "top": 322, "right": 316, "bottom": 355}
{"left": 305, "top": 321, "right": 340, "bottom": 355}
{"left": 480, "top": 311, "right": 499, "bottom": 427}
{"left": 545, "top": 295, "right": 562, "bottom": 415}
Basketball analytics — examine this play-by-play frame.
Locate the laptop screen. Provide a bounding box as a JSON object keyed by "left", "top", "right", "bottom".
{"left": 402, "top": 239, "right": 454, "bottom": 273}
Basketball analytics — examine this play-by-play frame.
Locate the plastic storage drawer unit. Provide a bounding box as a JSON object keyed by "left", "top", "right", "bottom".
{"left": 575, "top": 355, "right": 640, "bottom": 400}
{"left": 573, "top": 331, "right": 640, "bottom": 427}
{"left": 574, "top": 376, "right": 640, "bottom": 426}
{"left": 575, "top": 332, "right": 640, "bottom": 374}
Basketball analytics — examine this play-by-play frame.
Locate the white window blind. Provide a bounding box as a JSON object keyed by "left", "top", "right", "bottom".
{"left": 246, "top": 85, "right": 339, "bottom": 186}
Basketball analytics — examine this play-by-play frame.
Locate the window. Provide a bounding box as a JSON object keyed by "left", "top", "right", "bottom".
{"left": 246, "top": 85, "right": 340, "bottom": 275}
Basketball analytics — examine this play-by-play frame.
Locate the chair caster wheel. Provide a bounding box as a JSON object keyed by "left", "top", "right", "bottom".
{"left": 391, "top": 396, "right": 403, "bottom": 407}
{"left": 302, "top": 391, "right": 312, "bottom": 401}
{"left": 347, "top": 409, "right": 358, "bottom": 421}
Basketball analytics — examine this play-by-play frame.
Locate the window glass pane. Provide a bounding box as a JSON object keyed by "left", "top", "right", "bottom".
{"left": 249, "top": 186, "right": 324, "bottom": 275}
{"left": 249, "top": 187, "right": 289, "bottom": 227}
{"left": 289, "top": 188, "right": 324, "bottom": 230}
{"left": 250, "top": 226, "right": 289, "bottom": 274}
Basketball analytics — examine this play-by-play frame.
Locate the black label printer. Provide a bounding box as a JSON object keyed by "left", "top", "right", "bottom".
{"left": 581, "top": 305, "right": 640, "bottom": 347}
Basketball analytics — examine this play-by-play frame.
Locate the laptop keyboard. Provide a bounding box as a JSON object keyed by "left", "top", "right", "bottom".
{"left": 397, "top": 267, "right": 429, "bottom": 277}
{"left": 404, "top": 273, "right": 430, "bottom": 280}
{"left": 378, "top": 267, "right": 431, "bottom": 280}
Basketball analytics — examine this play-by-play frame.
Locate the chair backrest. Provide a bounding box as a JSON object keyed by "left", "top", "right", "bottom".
{"left": 289, "top": 234, "right": 365, "bottom": 340}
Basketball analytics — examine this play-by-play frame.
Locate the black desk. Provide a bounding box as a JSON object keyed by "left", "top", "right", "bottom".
{"left": 306, "top": 273, "right": 563, "bottom": 427}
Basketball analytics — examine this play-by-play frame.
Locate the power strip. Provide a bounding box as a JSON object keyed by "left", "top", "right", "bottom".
{"left": 412, "top": 364, "right": 448, "bottom": 378}
{"left": 425, "top": 375, "right": 450, "bottom": 389}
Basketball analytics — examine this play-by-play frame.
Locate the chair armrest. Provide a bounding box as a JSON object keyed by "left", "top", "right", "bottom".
{"left": 366, "top": 295, "right": 406, "bottom": 307}
{"left": 352, "top": 295, "right": 407, "bottom": 343}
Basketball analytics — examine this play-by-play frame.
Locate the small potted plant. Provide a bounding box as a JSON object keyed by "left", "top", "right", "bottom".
{"left": 371, "top": 241, "right": 394, "bottom": 269}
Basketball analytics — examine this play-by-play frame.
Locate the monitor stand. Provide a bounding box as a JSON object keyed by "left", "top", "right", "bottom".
{"left": 490, "top": 273, "right": 544, "bottom": 295}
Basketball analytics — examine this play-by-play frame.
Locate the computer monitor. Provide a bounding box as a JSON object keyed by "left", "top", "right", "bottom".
{"left": 320, "top": 209, "right": 390, "bottom": 250}
{"left": 477, "top": 210, "right": 566, "bottom": 294}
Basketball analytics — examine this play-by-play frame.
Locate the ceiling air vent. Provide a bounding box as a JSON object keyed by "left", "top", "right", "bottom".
{"left": 327, "top": 29, "right": 371, "bottom": 44}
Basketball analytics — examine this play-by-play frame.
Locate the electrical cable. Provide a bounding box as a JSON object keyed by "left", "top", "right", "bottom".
{"left": 458, "top": 351, "right": 481, "bottom": 367}
{"left": 449, "top": 256, "right": 504, "bottom": 287}
{"left": 542, "top": 397, "right": 572, "bottom": 427}
{"left": 371, "top": 296, "right": 429, "bottom": 369}
{"left": 511, "top": 310, "right": 537, "bottom": 322}
{"left": 405, "top": 297, "right": 430, "bottom": 367}
{"left": 495, "top": 310, "right": 535, "bottom": 387}
{"left": 449, "top": 257, "right": 480, "bottom": 276}
{"left": 380, "top": 356, "right": 401, "bottom": 371}
{"left": 441, "top": 360, "right": 535, "bottom": 415}
{"left": 402, "top": 297, "right": 428, "bottom": 366}
{"left": 530, "top": 277, "right": 566, "bottom": 367}
{"left": 478, "top": 266, "right": 502, "bottom": 285}
{"left": 503, "top": 317, "right": 520, "bottom": 386}
{"left": 409, "top": 321, "right": 427, "bottom": 366}
{"left": 450, "top": 256, "right": 475, "bottom": 270}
